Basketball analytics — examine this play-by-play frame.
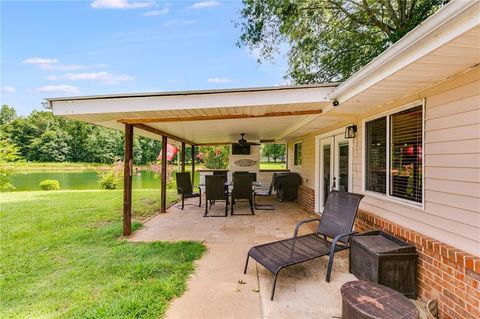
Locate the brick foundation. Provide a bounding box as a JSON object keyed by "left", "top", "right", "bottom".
{"left": 297, "top": 185, "right": 315, "bottom": 212}
{"left": 356, "top": 210, "right": 480, "bottom": 319}
{"left": 296, "top": 186, "right": 480, "bottom": 319}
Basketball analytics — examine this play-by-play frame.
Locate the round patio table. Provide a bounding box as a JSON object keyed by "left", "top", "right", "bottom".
{"left": 341, "top": 280, "right": 419, "bottom": 319}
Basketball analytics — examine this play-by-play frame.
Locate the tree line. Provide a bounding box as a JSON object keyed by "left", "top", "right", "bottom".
{"left": 0, "top": 104, "right": 162, "bottom": 164}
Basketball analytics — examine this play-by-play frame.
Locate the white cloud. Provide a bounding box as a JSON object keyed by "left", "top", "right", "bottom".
{"left": 207, "top": 77, "right": 233, "bottom": 84}
{"left": 163, "top": 19, "right": 196, "bottom": 27}
{"left": 91, "top": 0, "right": 153, "bottom": 9}
{"left": 46, "top": 71, "right": 134, "bottom": 84}
{"left": 189, "top": 0, "right": 220, "bottom": 9}
{"left": 141, "top": 8, "right": 169, "bottom": 16}
{"left": 23, "top": 57, "right": 108, "bottom": 71}
{"left": 36, "top": 85, "right": 80, "bottom": 94}
{"left": 1, "top": 86, "right": 16, "bottom": 93}
{"left": 23, "top": 57, "right": 59, "bottom": 65}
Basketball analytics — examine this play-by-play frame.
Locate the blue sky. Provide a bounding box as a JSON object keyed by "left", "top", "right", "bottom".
{"left": 1, "top": 0, "right": 287, "bottom": 115}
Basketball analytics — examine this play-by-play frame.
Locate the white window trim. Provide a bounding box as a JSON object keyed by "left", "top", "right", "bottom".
{"left": 293, "top": 141, "right": 303, "bottom": 167}
{"left": 361, "top": 99, "right": 426, "bottom": 209}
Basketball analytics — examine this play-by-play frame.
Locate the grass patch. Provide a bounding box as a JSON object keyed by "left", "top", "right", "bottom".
{"left": 259, "top": 162, "right": 287, "bottom": 170}
{"left": 0, "top": 189, "right": 205, "bottom": 318}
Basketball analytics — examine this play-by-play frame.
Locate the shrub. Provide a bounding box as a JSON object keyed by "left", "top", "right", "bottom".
{"left": 199, "top": 146, "right": 229, "bottom": 169}
{"left": 39, "top": 179, "right": 60, "bottom": 190}
{"left": 96, "top": 161, "right": 123, "bottom": 190}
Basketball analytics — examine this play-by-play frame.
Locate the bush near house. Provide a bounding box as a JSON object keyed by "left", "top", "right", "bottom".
{"left": 39, "top": 179, "right": 60, "bottom": 190}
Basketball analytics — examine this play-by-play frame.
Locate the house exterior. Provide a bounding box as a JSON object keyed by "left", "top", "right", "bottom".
{"left": 46, "top": 1, "right": 479, "bottom": 318}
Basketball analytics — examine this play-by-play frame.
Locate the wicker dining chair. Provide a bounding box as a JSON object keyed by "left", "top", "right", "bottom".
{"left": 204, "top": 175, "right": 229, "bottom": 217}
{"left": 231, "top": 174, "right": 254, "bottom": 215}
{"left": 175, "top": 172, "right": 201, "bottom": 210}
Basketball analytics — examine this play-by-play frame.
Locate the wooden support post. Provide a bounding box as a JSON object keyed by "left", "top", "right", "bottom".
{"left": 161, "top": 136, "right": 168, "bottom": 213}
{"left": 123, "top": 124, "right": 133, "bottom": 236}
{"left": 181, "top": 142, "right": 186, "bottom": 172}
{"left": 191, "top": 145, "right": 195, "bottom": 185}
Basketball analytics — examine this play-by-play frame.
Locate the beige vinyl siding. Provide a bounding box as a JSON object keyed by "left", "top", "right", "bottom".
{"left": 288, "top": 138, "right": 316, "bottom": 189}
{"left": 287, "top": 67, "right": 480, "bottom": 256}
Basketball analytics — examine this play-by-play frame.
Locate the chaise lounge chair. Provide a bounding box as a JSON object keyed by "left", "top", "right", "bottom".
{"left": 244, "top": 190, "right": 364, "bottom": 300}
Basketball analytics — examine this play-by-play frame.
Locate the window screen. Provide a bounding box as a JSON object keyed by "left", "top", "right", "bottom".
{"left": 390, "top": 106, "right": 423, "bottom": 203}
{"left": 365, "top": 117, "right": 387, "bottom": 194}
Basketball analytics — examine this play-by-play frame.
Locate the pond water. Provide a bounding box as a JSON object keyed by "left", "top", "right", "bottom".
{"left": 9, "top": 170, "right": 161, "bottom": 191}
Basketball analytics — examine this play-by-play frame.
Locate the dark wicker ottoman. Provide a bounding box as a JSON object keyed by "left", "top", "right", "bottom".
{"left": 341, "top": 280, "right": 419, "bottom": 319}
{"left": 349, "top": 231, "right": 417, "bottom": 298}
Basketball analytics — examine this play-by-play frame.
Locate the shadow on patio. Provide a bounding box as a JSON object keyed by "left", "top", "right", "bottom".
{"left": 130, "top": 197, "right": 357, "bottom": 319}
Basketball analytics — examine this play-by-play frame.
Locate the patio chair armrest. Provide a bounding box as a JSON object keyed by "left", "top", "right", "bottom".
{"left": 195, "top": 186, "right": 202, "bottom": 194}
{"left": 293, "top": 218, "right": 321, "bottom": 238}
{"left": 177, "top": 187, "right": 184, "bottom": 195}
{"left": 330, "top": 231, "right": 357, "bottom": 252}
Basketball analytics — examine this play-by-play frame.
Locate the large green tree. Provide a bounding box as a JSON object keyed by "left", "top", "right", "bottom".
{"left": 238, "top": 0, "right": 447, "bottom": 83}
{"left": 0, "top": 105, "right": 17, "bottom": 125}
{"left": 262, "top": 144, "right": 286, "bottom": 162}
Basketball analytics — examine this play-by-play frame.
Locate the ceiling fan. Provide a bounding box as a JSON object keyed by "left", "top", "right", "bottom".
{"left": 236, "top": 133, "right": 260, "bottom": 146}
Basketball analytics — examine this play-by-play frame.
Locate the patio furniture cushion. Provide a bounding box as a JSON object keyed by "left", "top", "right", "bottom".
{"left": 248, "top": 234, "right": 346, "bottom": 274}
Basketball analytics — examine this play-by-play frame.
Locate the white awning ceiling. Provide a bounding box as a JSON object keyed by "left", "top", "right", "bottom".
{"left": 45, "top": 0, "right": 480, "bottom": 143}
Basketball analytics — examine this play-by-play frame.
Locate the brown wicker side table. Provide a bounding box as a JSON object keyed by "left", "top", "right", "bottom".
{"left": 341, "top": 280, "right": 419, "bottom": 319}
{"left": 349, "top": 230, "right": 418, "bottom": 298}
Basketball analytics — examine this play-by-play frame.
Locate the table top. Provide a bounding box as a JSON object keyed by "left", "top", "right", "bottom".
{"left": 198, "top": 181, "right": 262, "bottom": 187}
{"left": 341, "top": 280, "right": 419, "bottom": 319}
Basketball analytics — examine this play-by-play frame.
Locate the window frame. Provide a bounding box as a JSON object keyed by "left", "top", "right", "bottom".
{"left": 362, "top": 100, "right": 425, "bottom": 209}
{"left": 293, "top": 141, "right": 303, "bottom": 167}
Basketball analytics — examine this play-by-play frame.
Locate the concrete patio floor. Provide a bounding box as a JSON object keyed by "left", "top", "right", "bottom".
{"left": 130, "top": 197, "right": 426, "bottom": 319}
{"left": 130, "top": 197, "right": 357, "bottom": 319}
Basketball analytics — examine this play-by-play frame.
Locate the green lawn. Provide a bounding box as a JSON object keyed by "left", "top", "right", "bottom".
{"left": 0, "top": 189, "right": 205, "bottom": 319}
{"left": 259, "top": 162, "right": 287, "bottom": 170}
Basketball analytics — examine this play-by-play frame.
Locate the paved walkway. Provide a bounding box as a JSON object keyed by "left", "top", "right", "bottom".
{"left": 130, "top": 198, "right": 357, "bottom": 319}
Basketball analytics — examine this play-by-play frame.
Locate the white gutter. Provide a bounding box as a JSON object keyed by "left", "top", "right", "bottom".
{"left": 330, "top": 0, "right": 480, "bottom": 104}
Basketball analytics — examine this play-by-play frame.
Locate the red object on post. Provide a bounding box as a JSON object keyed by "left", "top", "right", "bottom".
{"left": 158, "top": 143, "right": 179, "bottom": 161}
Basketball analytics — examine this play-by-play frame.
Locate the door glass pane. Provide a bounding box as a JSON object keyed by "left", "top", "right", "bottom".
{"left": 365, "top": 117, "right": 387, "bottom": 194}
{"left": 338, "top": 141, "right": 349, "bottom": 192}
{"left": 323, "top": 144, "right": 331, "bottom": 206}
{"left": 390, "top": 106, "right": 423, "bottom": 203}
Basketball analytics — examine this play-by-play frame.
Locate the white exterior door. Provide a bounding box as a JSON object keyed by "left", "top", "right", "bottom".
{"left": 318, "top": 132, "right": 352, "bottom": 212}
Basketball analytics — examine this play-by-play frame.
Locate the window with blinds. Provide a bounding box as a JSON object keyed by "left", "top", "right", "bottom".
{"left": 364, "top": 104, "right": 423, "bottom": 205}
{"left": 390, "top": 106, "right": 423, "bottom": 203}
{"left": 365, "top": 117, "right": 387, "bottom": 194}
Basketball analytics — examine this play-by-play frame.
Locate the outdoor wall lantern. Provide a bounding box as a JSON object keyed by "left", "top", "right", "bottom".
{"left": 345, "top": 125, "right": 357, "bottom": 139}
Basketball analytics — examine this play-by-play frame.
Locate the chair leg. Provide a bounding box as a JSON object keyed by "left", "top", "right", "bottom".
{"left": 325, "top": 252, "right": 335, "bottom": 282}
{"left": 225, "top": 198, "right": 228, "bottom": 217}
{"left": 249, "top": 199, "right": 255, "bottom": 215}
{"left": 271, "top": 273, "right": 279, "bottom": 301}
{"left": 181, "top": 196, "right": 185, "bottom": 210}
{"left": 204, "top": 201, "right": 208, "bottom": 217}
{"left": 199, "top": 195, "right": 201, "bottom": 207}
{"left": 231, "top": 198, "right": 234, "bottom": 215}
{"left": 243, "top": 255, "right": 249, "bottom": 274}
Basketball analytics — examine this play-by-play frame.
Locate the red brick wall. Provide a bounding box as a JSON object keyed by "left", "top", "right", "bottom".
{"left": 297, "top": 185, "right": 315, "bottom": 212}
{"left": 355, "top": 210, "right": 480, "bottom": 319}
{"left": 297, "top": 188, "right": 480, "bottom": 319}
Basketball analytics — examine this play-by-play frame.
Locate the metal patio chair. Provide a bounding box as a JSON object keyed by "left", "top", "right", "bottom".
{"left": 253, "top": 173, "right": 277, "bottom": 210}
{"left": 204, "top": 175, "right": 229, "bottom": 217}
{"left": 231, "top": 174, "right": 254, "bottom": 215}
{"left": 244, "top": 191, "right": 364, "bottom": 300}
{"left": 175, "top": 172, "right": 201, "bottom": 210}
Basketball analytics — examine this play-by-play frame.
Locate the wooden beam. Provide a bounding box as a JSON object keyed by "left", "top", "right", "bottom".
{"left": 133, "top": 123, "right": 195, "bottom": 145}
{"left": 181, "top": 142, "right": 186, "bottom": 172}
{"left": 191, "top": 145, "right": 195, "bottom": 185}
{"left": 123, "top": 124, "right": 133, "bottom": 236}
{"left": 161, "top": 136, "right": 167, "bottom": 213}
{"left": 119, "top": 109, "right": 322, "bottom": 124}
